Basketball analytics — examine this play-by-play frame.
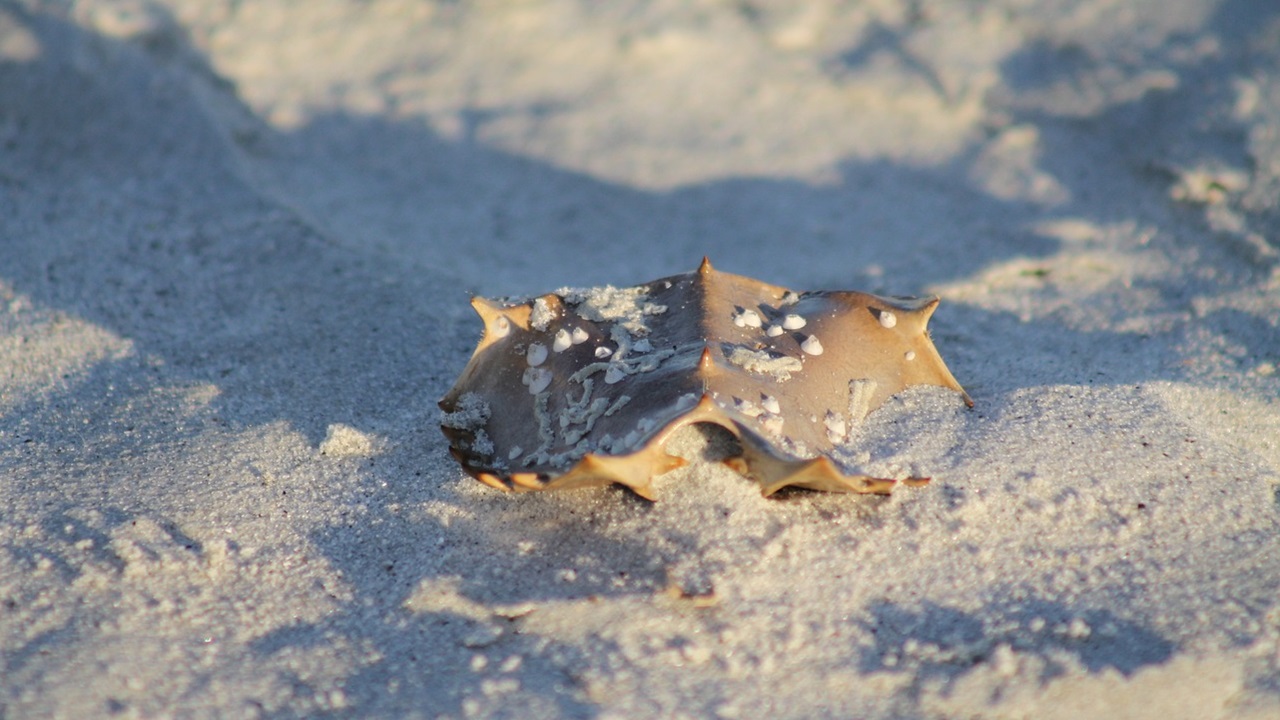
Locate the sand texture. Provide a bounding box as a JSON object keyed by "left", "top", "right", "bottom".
{"left": 3, "top": 1, "right": 1280, "bottom": 718}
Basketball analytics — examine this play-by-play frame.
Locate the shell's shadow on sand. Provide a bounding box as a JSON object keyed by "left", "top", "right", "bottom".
{"left": 858, "top": 598, "right": 1176, "bottom": 680}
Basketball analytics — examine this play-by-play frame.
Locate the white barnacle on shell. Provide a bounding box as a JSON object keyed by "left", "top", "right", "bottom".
{"left": 522, "top": 367, "right": 553, "bottom": 394}
{"left": 553, "top": 329, "right": 572, "bottom": 352}
{"left": 526, "top": 343, "right": 548, "bottom": 367}
{"left": 734, "top": 309, "right": 763, "bottom": 328}
{"left": 734, "top": 397, "right": 763, "bottom": 417}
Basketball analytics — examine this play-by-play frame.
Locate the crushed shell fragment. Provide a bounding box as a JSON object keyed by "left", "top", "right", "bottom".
{"left": 439, "top": 258, "right": 972, "bottom": 499}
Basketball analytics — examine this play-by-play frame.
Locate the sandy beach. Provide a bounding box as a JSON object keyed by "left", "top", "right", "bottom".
{"left": 3, "top": 1, "right": 1280, "bottom": 717}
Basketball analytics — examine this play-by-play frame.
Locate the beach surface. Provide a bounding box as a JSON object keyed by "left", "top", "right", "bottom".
{"left": 3, "top": 1, "right": 1280, "bottom": 717}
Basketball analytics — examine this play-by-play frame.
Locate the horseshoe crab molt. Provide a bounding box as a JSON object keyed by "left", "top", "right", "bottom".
{"left": 439, "top": 259, "right": 972, "bottom": 499}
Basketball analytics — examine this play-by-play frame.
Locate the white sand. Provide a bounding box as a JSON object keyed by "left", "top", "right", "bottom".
{"left": 3, "top": 1, "right": 1280, "bottom": 717}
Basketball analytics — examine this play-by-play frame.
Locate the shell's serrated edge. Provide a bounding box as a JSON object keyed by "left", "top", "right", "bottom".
{"left": 439, "top": 259, "right": 971, "bottom": 500}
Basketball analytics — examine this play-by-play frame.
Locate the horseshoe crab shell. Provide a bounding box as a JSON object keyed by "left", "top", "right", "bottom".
{"left": 439, "top": 259, "right": 971, "bottom": 499}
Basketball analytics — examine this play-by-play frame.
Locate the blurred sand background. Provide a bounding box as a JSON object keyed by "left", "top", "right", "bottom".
{"left": 2, "top": 1, "right": 1280, "bottom": 717}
